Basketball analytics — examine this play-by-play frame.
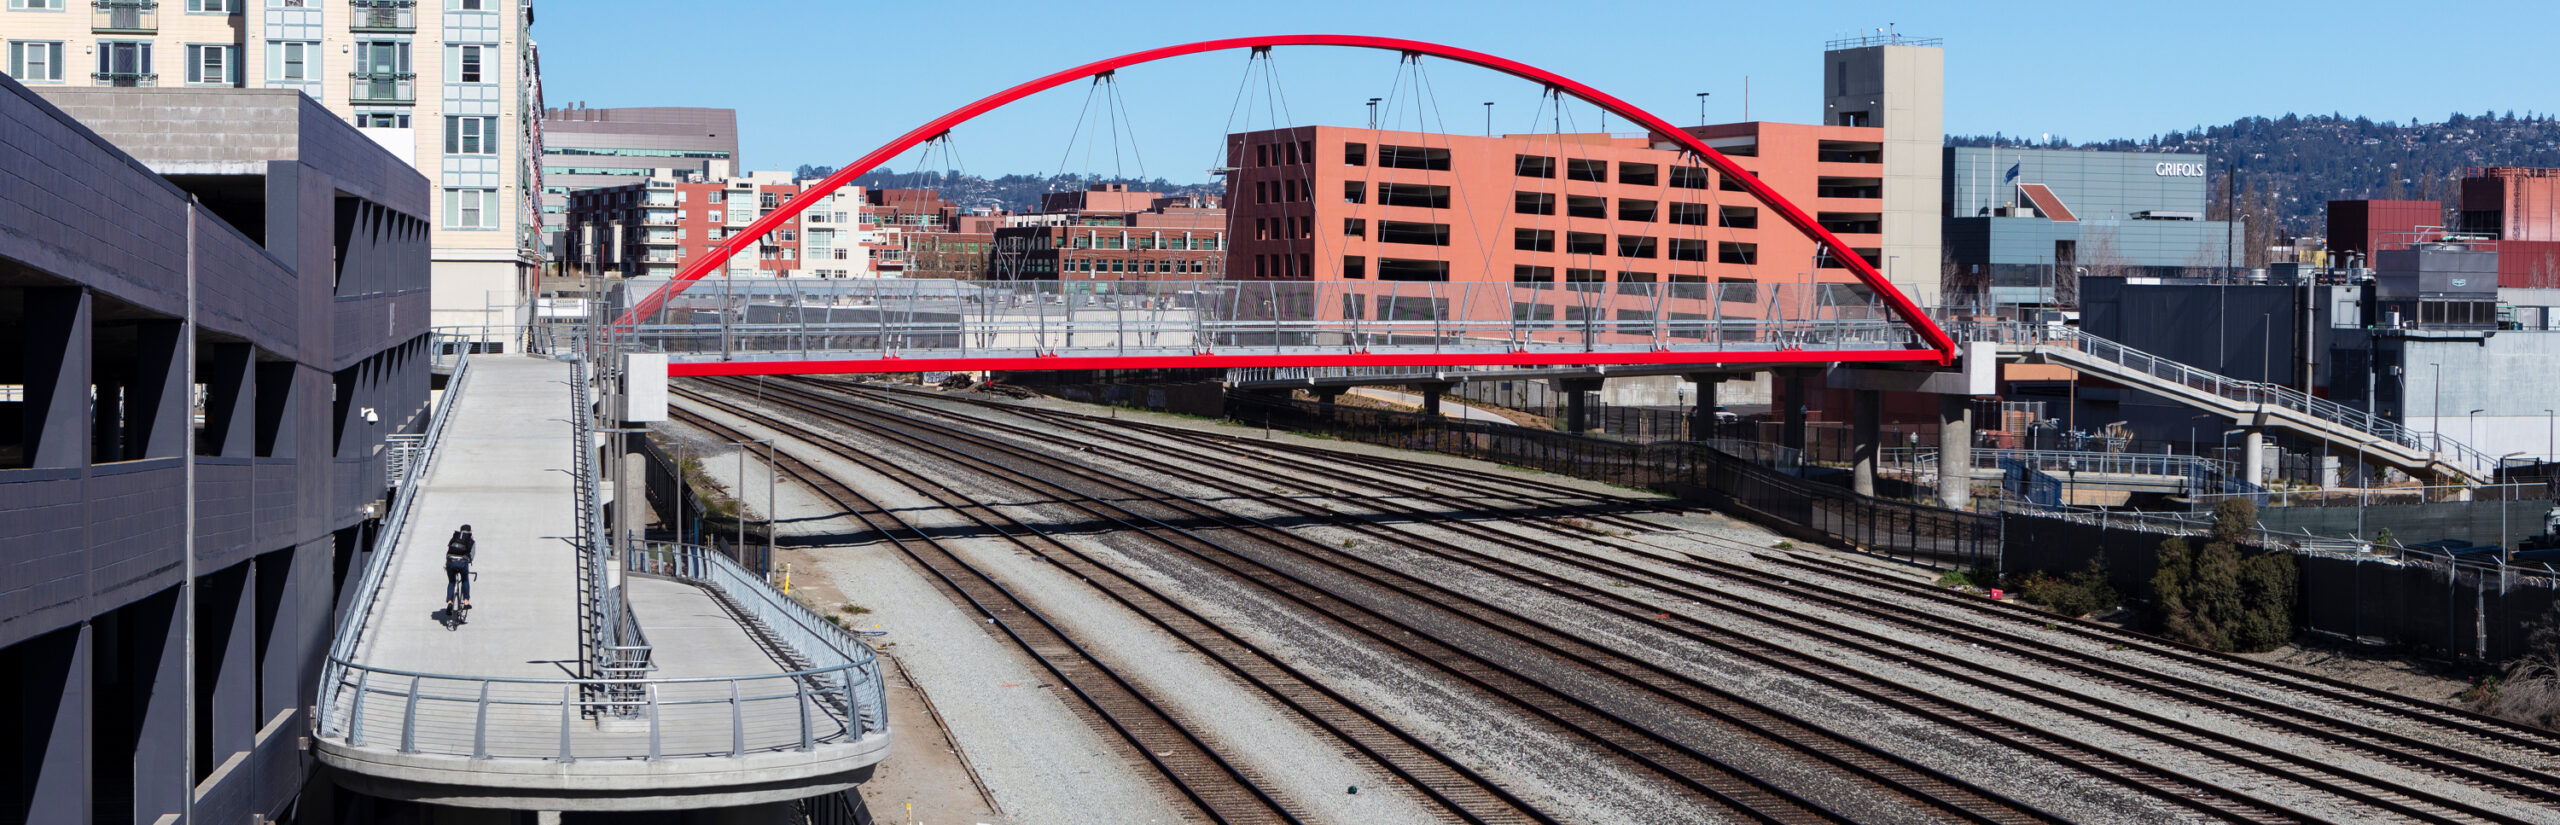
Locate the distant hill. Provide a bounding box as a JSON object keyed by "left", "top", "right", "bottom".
{"left": 1950, "top": 112, "right": 2560, "bottom": 244}
{"left": 791, "top": 166, "right": 1221, "bottom": 213}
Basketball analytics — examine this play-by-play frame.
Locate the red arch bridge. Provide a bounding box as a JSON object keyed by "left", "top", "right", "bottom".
{"left": 605, "top": 35, "right": 1957, "bottom": 378}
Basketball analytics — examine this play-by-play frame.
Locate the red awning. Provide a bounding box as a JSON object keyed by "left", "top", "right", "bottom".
{"left": 2017, "top": 183, "right": 2078, "bottom": 222}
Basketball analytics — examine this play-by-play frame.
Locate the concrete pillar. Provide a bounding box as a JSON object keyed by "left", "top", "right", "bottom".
{"left": 1938, "top": 394, "right": 1974, "bottom": 510}
{"left": 1852, "top": 389, "right": 1882, "bottom": 497}
{"left": 1686, "top": 374, "right": 1721, "bottom": 440}
{"left": 19, "top": 626, "right": 90, "bottom": 824}
{"left": 23, "top": 286, "right": 91, "bottom": 469}
{"left": 1780, "top": 370, "right": 1809, "bottom": 452}
{"left": 1557, "top": 377, "right": 1604, "bottom": 433}
{"left": 200, "top": 564, "right": 256, "bottom": 772}
{"left": 1314, "top": 388, "right": 1343, "bottom": 420}
{"left": 1418, "top": 383, "right": 1448, "bottom": 417}
{"left": 130, "top": 319, "right": 188, "bottom": 460}
{"left": 2243, "top": 427, "right": 2267, "bottom": 486}
{"left": 204, "top": 343, "right": 258, "bottom": 457}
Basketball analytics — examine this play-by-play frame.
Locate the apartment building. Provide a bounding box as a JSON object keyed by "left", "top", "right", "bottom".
{"left": 994, "top": 184, "right": 1228, "bottom": 280}
{"left": 562, "top": 168, "right": 879, "bottom": 279}
{"left": 3, "top": 0, "right": 548, "bottom": 345}
{"left": 538, "top": 104, "right": 739, "bottom": 258}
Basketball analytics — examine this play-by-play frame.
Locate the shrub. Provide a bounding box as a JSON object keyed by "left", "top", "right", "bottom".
{"left": 2153, "top": 498, "right": 2296, "bottom": 652}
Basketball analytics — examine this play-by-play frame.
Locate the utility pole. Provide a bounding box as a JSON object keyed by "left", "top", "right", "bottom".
{"left": 1366, "top": 97, "right": 1380, "bottom": 130}
{"left": 1697, "top": 91, "right": 1710, "bottom": 126}
{"left": 1483, "top": 101, "right": 1493, "bottom": 137}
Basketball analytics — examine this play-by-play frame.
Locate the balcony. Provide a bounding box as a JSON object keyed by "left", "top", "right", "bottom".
{"left": 641, "top": 211, "right": 679, "bottom": 226}
{"left": 347, "top": 71, "right": 415, "bottom": 104}
{"left": 348, "top": 0, "right": 414, "bottom": 32}
{"left": 92, "top": 70, "right": 157, "bottom": 87}
{"left": 93, "top": 0, "right": 156, "bottom": 34}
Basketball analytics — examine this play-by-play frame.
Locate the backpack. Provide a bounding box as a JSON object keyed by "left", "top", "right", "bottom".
{"left": 447, "top": 532, "right": 473, "bottom": 566}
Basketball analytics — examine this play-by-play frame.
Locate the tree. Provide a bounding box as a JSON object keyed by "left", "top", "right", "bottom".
{"left": 2488, "top": 602, "right": 2560, "bottom": 731}
{"left": 2154, "top": 498, "right": 2296, "bottom": 651}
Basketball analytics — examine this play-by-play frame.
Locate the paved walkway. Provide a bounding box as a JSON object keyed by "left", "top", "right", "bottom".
{"left": 1349, "top": 387, "right": 1513, "bottom": 423}
{"left": 359, "top": 356, "right": 585, "bottom": 679}
{"left": 341, "top": 356, "right": 818, "bottom": 759}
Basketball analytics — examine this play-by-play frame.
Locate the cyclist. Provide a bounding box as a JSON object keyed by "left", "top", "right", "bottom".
{"left": 445, "top": 525, "right": 476, "bottom": 613}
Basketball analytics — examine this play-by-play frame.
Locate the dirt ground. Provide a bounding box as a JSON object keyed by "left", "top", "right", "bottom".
{"left": 2231, "top": 638, "right": 2488, "bottom": 707}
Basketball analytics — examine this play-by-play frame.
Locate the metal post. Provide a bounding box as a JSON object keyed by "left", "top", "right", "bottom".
{"left": 766, "top": 439, "right": 778, "bottom": 569}
{"left": 400, "top": 676, "right": 422, "bottom": 753}
{"left": 472, "top": 682, "right": 491, "bottom": 758}
{"left": 559, "top": 683, "right": 577, "bottom": 762}
{"left": 647, "top": 685, "right": 663, "bottom": 761}
{"left": 349, "top": 669, "right": 371, "bottom": 746}
{"left": 730, "top": 681, "right": 746, "bottom": 757}
{"left": 798, "top": 679, "right": 815, "bottom": 752}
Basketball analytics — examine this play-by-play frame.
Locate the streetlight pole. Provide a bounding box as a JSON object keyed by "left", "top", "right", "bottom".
{"left": 2430, "top": 362, "right": 2442, "bottom": 452}
{"left": 1696, "top": 91, "right": 1710, "bottom": 126}
{"left": 1483, "top": 101, "right": 1493, "bottom": 137}
{"left": 2471, "top": 409, "right": 2486, "bottom": 455}
{"left": 730, "top": 438, "right": 773, "bottom": 565}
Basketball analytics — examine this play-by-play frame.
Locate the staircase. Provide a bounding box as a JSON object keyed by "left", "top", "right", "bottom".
{"left": 1967, "top": 323, "right": 2492, "bottom": 485}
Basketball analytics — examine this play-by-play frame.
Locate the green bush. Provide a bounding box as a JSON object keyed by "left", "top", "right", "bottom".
{"left": 2011, "top": 556, "right": 2119, "bottom": 618}
{"left": 2153, "top": 498, "right": 2297, "bottom": 652}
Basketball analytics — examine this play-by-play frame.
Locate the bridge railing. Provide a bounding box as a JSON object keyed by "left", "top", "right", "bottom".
{"left": 316, "top": 339, "right": 476, "bottom": 738}
{"left": 315, "top": 539, "right": 890, "bottom": 763}
{"left": 1948, "top": 321, "right": 2494, "bottom": 476}
{"left": 612, "top": 279, "right": 1932, "bottom": 359}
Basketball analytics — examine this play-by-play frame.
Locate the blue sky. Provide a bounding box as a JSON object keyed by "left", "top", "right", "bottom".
{"left": 537, "top": 0, "right": 2560, "bottom": 181}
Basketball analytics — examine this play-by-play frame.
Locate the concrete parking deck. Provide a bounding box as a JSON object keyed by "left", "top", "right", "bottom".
{"left": 315, "top": 356, "right": 891, "bottom": 811}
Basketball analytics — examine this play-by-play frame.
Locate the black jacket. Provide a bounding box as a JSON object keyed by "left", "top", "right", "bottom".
{"left": 446, "top": 530, "right": 476, "bottom": 565}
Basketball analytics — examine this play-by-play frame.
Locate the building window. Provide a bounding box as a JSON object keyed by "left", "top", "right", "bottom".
{"left": 1565, "top": 268, "right": 1606, "bottom": 292}
{"left": 186, "top": 0, "right": 235, "bottom": 11}
{"left": 1515, "top": 154, "right": 1555, "bottom": 178}
{"left": 183, "top": 44, "right": 235, "bottom": 84}
{"left": 454, "top": 0, "right": 483, "bottom": 9}
{"left": 1565, "top": 231, "right": 1607, "bottom": 255}
{"left": 1255, "top": 144, "right": 1269, "bottom": 167}
{"left": 759, "top": 192, "right": 778, "bottom": 209}
{"left": 6, "top": 41, "right": 64, "bottom": 82}
{"left": 6, "top": 0, "right": 64, "bottom": 9}
{"left": 1668, "top": 203, "right": 1709, "bottom": 226}
{"left": 1514, "top": 229, "right": 1553, "bottom": 253}
{"left": 95, "top": 41, "right": 152, "bottom": 84}
{"left": 449, "top": 43, "right": 484, "bottom": 83}
{"left": 1344, "top": 142, "right": 1366, "bottom": 166}
{"left": 1617, "top": 271, "right": 1657, "bottom": 295}
{"left": 1377, "top": 145, "right": 1450, "bottom": 171}
{"left": 1617, "top": 236, "right": 1656, "bottom": 259}
{"left": 1379, "top": 221, "right": 1451, "bottom": 247}
{"left": 444, "top": 115, "right": 496, "bottom": 154}
{"left": 1618, "top": 199, "right": 1657, "bottom": 222}
{"left": 1565, "top": 195, "right": 1606, "bottom": 220}
{"left": 1718, "top": 242, "right": 1757, "bottom": 265}
{"left": 444, "top": 188, "right": 497, "bottom": 229}
{"left": 1566, "top": 158, "right": 1607, "bottom": 182}
{"left": 1669, "top": 166, "right": 1710, "bottom": 189}
{"left": 1343, "top": 181, "right": 1364, "bottom": 204}
{"left": 1514, "top": 192, "right": 1554, "bottom": 216}
{"left": 270, "top": 41, "right": 314, "bottom": 81}
{"left": 1343, "top": 218, "right": 1365, "bottom": 239}
{"left": 1512, "top": 264, "right": 1555, "bottom": 286}
{"left": 1343, "top": 255, "right": 1365, "bottom": 279}
{"left": 355, "top": 111, "right": 409, "bottom": 128}
{"left": 1618, "top": 163, "right": 1658, "bottom": 186}
{"left": 1668, "top": 238, "right": 1707, "bottom": 262}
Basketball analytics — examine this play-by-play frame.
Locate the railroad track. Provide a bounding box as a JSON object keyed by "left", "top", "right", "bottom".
{"left": 697, "top": 378, "right": 2067, "bottom": 824}
{"left": 668, "top": 405, "right": 1303, "bottom": 825}
{"left": 813, "top": 379, "right": 2560, "bottom": 824}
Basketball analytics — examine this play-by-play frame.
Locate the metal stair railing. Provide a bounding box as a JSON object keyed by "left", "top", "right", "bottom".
{"left": 1959, "top": 322, "right": 2493, "bottom": 477}
{"left": 628, "top": 541, "right": 890, "bottom": 735}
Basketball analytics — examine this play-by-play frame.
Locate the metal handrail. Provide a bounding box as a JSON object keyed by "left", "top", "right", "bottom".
{"left": 320, "top": 657, "right": 876, "bottom": 761}
{"left": 317, "top": 338, "right": 476, "bottom": 720}
{"left": 1955, "top": 322, "right": 2494, "bottom": 476}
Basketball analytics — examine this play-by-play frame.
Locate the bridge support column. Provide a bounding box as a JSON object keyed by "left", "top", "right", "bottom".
{"left": 1685, "top": 374, "right": 1723, "bottom": 440}
{"left": 1852, "top": 389, "right": 1882, "bottom": 497}
{"left": 1315, "top": 388, "right": 1344, "bottom": 421}
{"left": 1939, "top": 395, "right": 1973, "bottom": 510}
{"left": 1419, "top": 382, "right": 1450, "bottom": 417}
{"left": 2242, "top": 427, "right": 2267, "bottom": 486}
{"left": 1556, "top": 377, "right": 1604, "bottom": 433}
{"left": 1779, "top": 370, "right": 1810, "bottom": 452}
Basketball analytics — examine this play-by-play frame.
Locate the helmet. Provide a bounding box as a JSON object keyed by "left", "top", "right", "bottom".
{"left": 460, "top": 524, "right": 473, "bottom": 532}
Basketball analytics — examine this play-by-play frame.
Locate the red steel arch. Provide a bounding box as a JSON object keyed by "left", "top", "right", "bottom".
{"left": 620, "top": 35, "right": 1957, "bottom": 366}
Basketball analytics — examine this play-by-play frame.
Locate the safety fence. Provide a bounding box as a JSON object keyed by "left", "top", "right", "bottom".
{"left": 317, "top": 341, "right": 476, "bottom": 720}
{"left": 1225, "top": 392, "right": 1998, "bottom": 569}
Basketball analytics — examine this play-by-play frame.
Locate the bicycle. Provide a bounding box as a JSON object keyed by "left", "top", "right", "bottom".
{"left": 441, "top": 571, "right": 477, "bottom": 631}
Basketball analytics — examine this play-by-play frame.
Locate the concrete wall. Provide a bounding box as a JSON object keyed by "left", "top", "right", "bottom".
{"left": 0, "top": 75, "right": 426, "bottom": 824}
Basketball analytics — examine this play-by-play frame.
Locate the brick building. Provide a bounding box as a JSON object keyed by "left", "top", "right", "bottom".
{"left": 563, "top": 169, "right": 878, "bottom": 279}
{"left": 994, "top": 184, "right": 1228, "bottom": 280}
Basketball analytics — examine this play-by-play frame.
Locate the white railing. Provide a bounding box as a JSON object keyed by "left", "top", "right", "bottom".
{"left": 1957, "top": 322, "right": 2494, "bottom": 477}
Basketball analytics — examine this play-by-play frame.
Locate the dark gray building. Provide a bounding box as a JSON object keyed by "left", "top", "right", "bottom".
{"left": 0, "top": 82, "right": 430, "bottom": 823}
{"left": 1945, "top": 146, "right": 2240, "bottom": 304}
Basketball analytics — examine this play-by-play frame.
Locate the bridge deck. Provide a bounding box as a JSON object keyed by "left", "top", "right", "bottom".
{"left": 323, "top": 357, "right": 881, "bottom": 810}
